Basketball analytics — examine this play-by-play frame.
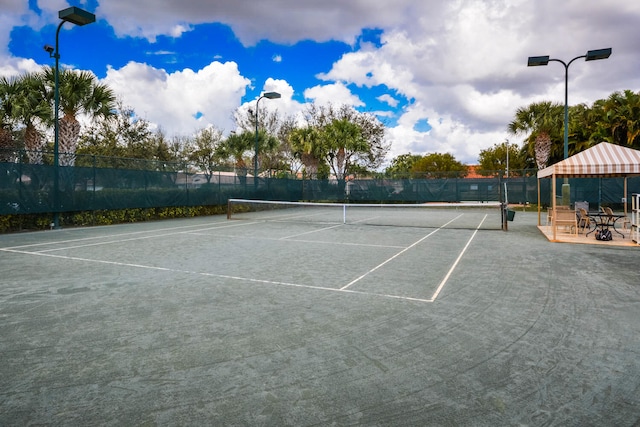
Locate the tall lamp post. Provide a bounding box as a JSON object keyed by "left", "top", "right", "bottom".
{"left": 527, "top": 48, "right": 611, "bottom": 205}
{"left": 44, "top": 6, "right": 96, "bottom": 229}
{"left": 254, "top": 91, "right": 281, "bottom": 185}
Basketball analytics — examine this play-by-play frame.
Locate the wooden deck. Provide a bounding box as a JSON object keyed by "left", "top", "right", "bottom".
{"left": 537, "top": 224, "right": 638, "bottom": 247}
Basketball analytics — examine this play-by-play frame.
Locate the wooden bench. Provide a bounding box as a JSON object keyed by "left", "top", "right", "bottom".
{"left": 555, "top": 208, "right": 577, "bottom": 235}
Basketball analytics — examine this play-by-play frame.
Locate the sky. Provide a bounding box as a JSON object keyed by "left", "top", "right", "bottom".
{"left": 2, "top": 0, "right": 640, "bottom": 166}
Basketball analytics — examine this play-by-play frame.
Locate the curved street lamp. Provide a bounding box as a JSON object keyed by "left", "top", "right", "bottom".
{"left": 254, "top": 91, "right": 281, "bottom": 184}
{"left": 527, "top": 48, "right": 612, "bottom": 160}
{"left": 44, "top": 6, "right": 96, "bottom": 229}
{"left": 528, "top": 48, "right": 611, "bottom": 207}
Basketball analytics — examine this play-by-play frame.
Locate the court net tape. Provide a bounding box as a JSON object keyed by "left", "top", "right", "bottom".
{"left": 227, "top": 199, "right": 504, "bottom": 230}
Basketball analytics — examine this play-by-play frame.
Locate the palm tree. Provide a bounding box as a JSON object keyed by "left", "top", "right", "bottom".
{"left": 12, "top": 73, "right": 51, "bottom": 164}
{"left": 0, "top": 76, "right": 18, "bottom": 161}
{"left": 508, "top": 101, "right": 564, "bottom": 169}
{"left": 568, "top": 101, "right": 604, "bottom": 154}
{"left": 600, "top": 90, "right": 640, "bottom": 149}
{"left": 42, "top": 67, "right": 116, "bottom": 166}
{"left": 288, "top": 126, "right": 322, "bottom": 178}
{"left": 219, "top": 131, "right": 253, "bottom": 183}
{"left": 320, "top": 118, "right": 367, "bottom": 180}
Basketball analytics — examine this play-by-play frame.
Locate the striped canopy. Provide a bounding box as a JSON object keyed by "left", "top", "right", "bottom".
{"left": 537, "top": 142, "right": 640, "bottom": 178}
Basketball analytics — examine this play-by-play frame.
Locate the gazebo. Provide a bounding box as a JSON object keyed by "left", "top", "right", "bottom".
{"left": 537, "top": 142, "right": 640, "bottom": 240}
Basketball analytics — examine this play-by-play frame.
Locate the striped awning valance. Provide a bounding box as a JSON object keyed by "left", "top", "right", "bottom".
{"left": 537, "top": 142, "right": 640, "bottom": 178}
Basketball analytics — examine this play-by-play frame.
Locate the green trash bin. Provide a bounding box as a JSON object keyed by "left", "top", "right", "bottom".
{"left": 506, "top": 209, "right": 515, "bottom": 221}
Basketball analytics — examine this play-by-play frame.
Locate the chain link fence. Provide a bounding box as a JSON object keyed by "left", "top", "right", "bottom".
{"left": 1, "top": 149, "right": 639, "bottom": 216}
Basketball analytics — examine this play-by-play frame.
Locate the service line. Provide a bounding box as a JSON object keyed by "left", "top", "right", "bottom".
{"left": 339, "top": 214, "right": 464, "bottom": 291}
{"left": 0, "top": 248, "right": 432, "bottom": 303}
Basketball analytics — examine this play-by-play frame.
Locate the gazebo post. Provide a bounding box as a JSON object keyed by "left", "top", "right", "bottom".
{"left": 537, "top": 178, "right": 541, "bottom": 226}
{"left": 552, "top": 174, "right": 557, "bottom": 241}
{"left": 624, "top": 178, "right": 628, "bottom": 217}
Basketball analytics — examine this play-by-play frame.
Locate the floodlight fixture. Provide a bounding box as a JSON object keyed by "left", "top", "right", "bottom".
{"left": 263, "top": 91, "right": 282, "bottom": 100}
{"left": 586, "top": 48, "right": 612, "bottom": 61}
{"left": 59, "top": 6, "right": 96, "bottom": 26}
{"left": 527, "top": 56, "right": 550, "bottom": 67}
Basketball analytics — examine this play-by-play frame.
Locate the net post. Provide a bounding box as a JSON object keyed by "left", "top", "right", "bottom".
{"left": 343, "top": 204, "right": 346, "bottom": 224}
{"left": 227, "top": 199, "right": 231, "bottom": 220}
{"left": 501, "top": 202, "right": 508, "bottom": 231}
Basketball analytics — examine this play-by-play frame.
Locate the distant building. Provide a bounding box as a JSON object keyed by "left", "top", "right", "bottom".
{"left": 466, "top": 165, "right": 492, "bottom": 179}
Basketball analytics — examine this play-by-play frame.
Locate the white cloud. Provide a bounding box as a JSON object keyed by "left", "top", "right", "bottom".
{"left": 0, "top": 58, "right": 42, "bottom": 78}
{"left": 3, "top": 0, "right": 640, "bottom": 166}
{"left": 377, "top": 94, "right": 398, "bottom": 108}
{"left": 94, "top": 0, "right": 416, "bottom": 45}
{"left": 314, "top": 0, "right": 640, "bottom": 163}
{"left": 304, "top": 82, "right": 364, "bottom": 107}
{"left": 103, "top": 61, "right": 251, "bottom": 135}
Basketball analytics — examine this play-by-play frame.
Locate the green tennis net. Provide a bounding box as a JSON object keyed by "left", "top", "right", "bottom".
{"left": 227, "top": 199, "right": 504, "bottom": 230}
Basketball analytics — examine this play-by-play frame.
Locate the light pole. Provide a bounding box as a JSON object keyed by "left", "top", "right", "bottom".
{"left": 528, "top": 48, "right": 611, "bottom": 160}
{"left": 253, "top": 91, "right": 281, "bottom": 185}
{"left": 528, "top": 48, "right": 611, "bottom": 205}
{"left": 44, "top": 6, "right": 95, "bottom": 229}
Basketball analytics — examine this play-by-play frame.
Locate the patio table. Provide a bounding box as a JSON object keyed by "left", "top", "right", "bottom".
{"left": 586, "top": 212, "right": 626, "bottom": 238}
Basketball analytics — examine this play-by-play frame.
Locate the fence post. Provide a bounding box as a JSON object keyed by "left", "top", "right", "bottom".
{"left": 184, "top": 162, "right": 189, "bottom": 211}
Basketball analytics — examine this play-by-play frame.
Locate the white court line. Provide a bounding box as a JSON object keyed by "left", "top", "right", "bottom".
{"left": 1, "top": 220, "right": 248, "bottom": 251}
{"left": 429, "top": 214, "right": 487, "bottom": 301}
{"left": 279, "top": 224, "right": 344, "bottom": 240}
{"left": 13, "top": 221, "right": 259, "bottom": 254}
{"left": 1, "top": 213, "right": 486, "bottom": 304}
{"left": 187, "top": 232, "right": 406, "bottom": 249}
{"left": 339, "top": 214, "right": 464, "bottom": 291}
{"left": 286, "top": 238, "right": 405, "bottom": 249}
{"left": 0, "top": 248, "right": 432, "bottom": 303}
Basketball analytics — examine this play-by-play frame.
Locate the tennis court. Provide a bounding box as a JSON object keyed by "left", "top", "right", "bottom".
{"left": 1, "top": 205, "right": 639, "bottom": 425}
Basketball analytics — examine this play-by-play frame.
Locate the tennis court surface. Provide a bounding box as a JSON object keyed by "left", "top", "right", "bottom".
{"left": 1, "top": 208, "right": 639, "bottom": 425}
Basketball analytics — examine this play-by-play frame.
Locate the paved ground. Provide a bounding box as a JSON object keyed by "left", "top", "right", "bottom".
{"left": 0, "top": 211, "right": 639, "bottom": 426}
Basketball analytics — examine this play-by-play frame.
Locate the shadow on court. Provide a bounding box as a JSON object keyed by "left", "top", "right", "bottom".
{"left": 0, "top": 212, "right": 639, "bottom": 426}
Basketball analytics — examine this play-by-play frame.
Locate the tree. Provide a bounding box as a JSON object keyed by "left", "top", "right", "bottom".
{"left": 42, "top": 67, "right": 116, "bottom": 166}
{"left": 567, "top": 102, "right": 600, "bottom": 154}
{"left": 78, "top": 101, "right": 151, "bottom": 161}
{"left": 218, "top": 131, "right": 254, "bottom": 179}
{"left": 234, "top": 102, "right": 288, "bottom": 175}
{"left": 319, "top": 118, "right": 369, "bottom": 180}
{"left": 477, "top": 141, "right": 527, "bottom": 176}
{"left": 288, "top": 126, "right": 322, "bottom": 178}
{"left": 304, "top": 103, "right": 388, "bottom": 178}
{"left": 0, "top": 76, "right": 19, "bottom": 161}
{"left": 186, "top": 127, "right": 225, "bottom": 183}
{"left": 410, "top": 152, "right": 468, "bottom": 178}
{"left": 385, "top": 153, "right": 423, "bottom": 178}
{"left": 9, "top": 73, "right": 51, "bottom": 164}
{"left": 599, "top": 90, "right": 640, "bottom": 149}
{"left": 508, "top": 101, "right": 564, "bottom": 169}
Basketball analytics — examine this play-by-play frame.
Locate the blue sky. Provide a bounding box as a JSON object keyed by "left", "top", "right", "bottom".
{"left": 2, "top": 1, "right": 640, "bottom": 165}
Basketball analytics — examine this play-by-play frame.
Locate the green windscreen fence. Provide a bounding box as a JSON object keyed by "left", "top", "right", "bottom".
{"left": 1, "top": 154, "right": 639, "bottom": 216}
